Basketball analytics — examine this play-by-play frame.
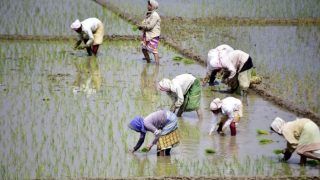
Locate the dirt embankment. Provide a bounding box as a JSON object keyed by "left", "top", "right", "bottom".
{"left": 93, "top": 0, "right": 320, "bottom": 125}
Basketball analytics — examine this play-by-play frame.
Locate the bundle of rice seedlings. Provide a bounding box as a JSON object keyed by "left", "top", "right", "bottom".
{"left": 141, "top": 147, "right": 149, "bottom": 152}
{"left": 259, "top": 139, "right": 273, "bottom": 145}
{"left": 273, "top": 149, "right": 283, "bottom": 155}
{"left": 173, "top": 56, "right": 183, "bottom": 61}
{"left": 256, "top": 129, "right": 269, "bottom": 135}
{"left": 205, "top": 148, "right": 216, "bottom": 154}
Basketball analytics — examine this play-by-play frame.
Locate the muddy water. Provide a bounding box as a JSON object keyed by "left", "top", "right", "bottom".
{"left": 0, "top": 40, "right": 318, "bottom": 178}
{"left": 0, "top": 0, "right": 138, "bottom": 36}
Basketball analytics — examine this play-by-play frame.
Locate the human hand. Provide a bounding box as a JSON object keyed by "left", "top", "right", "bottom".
{"left": 146, "top": 145, "right": 152, "bottom": 151}
{"left": 129, "top": 149, "right": 135, "bottom": 153}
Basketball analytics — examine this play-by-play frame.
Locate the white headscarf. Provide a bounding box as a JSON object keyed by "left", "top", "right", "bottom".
{"left": 270, "top": 117, "right": 286, "bottom": 134}
{"left": 71, "top": 19, "right": 81, "bottom": 30}
{"left": 210, "top": 98, "right": 223, "bottom": 111}
{"left": 158, "top": 78, "right": 172, "bottom": 92}
{"left": 149, "top": 0, "right": 159, "bottom": 10}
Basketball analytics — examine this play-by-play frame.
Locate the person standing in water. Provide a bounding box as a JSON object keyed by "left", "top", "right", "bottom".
{"left": 138, "top": 0, "right": 161, "bottom": 65}
{"left": 71, "top": 17, "right": 104, "bottom": 56}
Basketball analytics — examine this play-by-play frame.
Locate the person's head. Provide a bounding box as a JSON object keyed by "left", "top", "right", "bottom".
{"left": 128, "top": 116, "right": 146, "bottom": 133}
{"left": 147, "top": 0, "right": 159, "bottom": 11}
{"left": 158, "top": 78, "right": 172, "bottom": 92}
{"left": 270, "top": 117, "right": 286, "bottom": 135}
{"left": 210, "top": 98, "right": 222, "bottom": 114}
{"left": 71, "top": 19, "right": 82, "bottom": 33}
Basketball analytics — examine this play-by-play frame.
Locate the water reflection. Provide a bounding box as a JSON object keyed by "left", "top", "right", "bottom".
{"left": 140, "top": 64, "right": 159, "bottom": 103}
{"left": 72, "top": 57, "right": 102, "bottom": 97}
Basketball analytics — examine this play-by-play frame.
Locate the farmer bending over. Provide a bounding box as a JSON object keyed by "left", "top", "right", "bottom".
{"left": 71, "top": 17, "right": 104, "bottom": 56}
{"left": 158, "top": 74, "right": 202, "bottom": 118}
{"left": 209, "top": 97, "right": 243, "bottom": 136}
{"left": 129, "top": 110, "right": 178, "bottom": 155}
{"left": 202, "top": 44, "right": 234, "bottom": 86}
{"left": 271, "top": 117, "right": 320, "bottom": 165}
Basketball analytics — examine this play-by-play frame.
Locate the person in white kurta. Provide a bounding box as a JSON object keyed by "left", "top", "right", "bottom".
{"left": 209, "top": 97, "right": 243, "bottom": 136}
{"left": 221, "top": 50, "right": 253, "bottom": 95}
{"left": 202, "top": 44, "right": 234, "bottom": 86}
{"left": 71, "top": 18, "right": 104, "bottom": 56}
{"left": 158, "top": 74, "right": 202, "bottom": 118}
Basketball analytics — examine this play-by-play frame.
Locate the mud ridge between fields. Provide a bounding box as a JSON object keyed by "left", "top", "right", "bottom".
{"left": 0, "top": 34, "right": 142, "bottom": 41}
{"left": 93, "top": 0, "right": 320, "bottom": 124}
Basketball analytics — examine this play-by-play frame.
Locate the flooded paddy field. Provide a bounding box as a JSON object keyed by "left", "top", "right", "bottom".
{"left": 99, "top": 0, "right": 320, "bottom": 117}
{"left": 0, "top": 40, "right": 319, "bottom": 178}
{"left": 105, "top": 0, "right": 320, "bottom": 19}
{"left": 0, "top": 0, "right": 138, "bottom": 36}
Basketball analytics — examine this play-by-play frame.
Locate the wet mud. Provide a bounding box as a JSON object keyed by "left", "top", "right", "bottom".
{"left": 94, "top": 0, "right": 320, "bottom": 125}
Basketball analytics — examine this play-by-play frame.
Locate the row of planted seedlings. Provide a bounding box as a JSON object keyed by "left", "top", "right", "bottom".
{"left": 104, "top": 0, "right": 320, "bottom": 19}
{"left": 96, "top": 0, "right": 320, "bottom": 117}
{"left": 1, "top": 38, "right": 319, "bottom": 178}
{"left": 0, "top": 0, "right": 138, "bottom": 36}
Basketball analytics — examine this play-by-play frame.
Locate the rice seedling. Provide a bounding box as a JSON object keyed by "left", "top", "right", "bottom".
{"left": 273, "top": 149, "right": 283, "bottom": 155}
{"left": 256, "top": 129, "right": 269, "bottom": 135}
{"left": 140, "top": 147, "right": 149, "bottom": 153}
{"left": 259, "top": 138, "right": 273, "bottom": 145}
{"left": 172, "top": 56, "right": 183, "bottom": 61}
{"left": 183, "top": 58, "right": 195, "bottom": 64}
{"left": 205, "top": 148, "right": 216, "bottom": 154}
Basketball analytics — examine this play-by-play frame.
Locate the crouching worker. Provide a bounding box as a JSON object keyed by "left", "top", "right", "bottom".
{"left": 221, "top": 50, "right": 253, "bottom": 96}
{"left": 270, "top": 117, "right": 320, "bottom": 165}
{"left": 202, "top": 44, "right": 234, "bottom": 86}
{"left": 129, "top": 110, "right": 179, "bottom": 156}
{"left": 209, "top": 97, "right": 243, "bottom": 136}
{"left": 71, "top": 17, "right": 104, "bottom": 56}
{"left": 158, "top": 74, "right": 202, "bottom": 118}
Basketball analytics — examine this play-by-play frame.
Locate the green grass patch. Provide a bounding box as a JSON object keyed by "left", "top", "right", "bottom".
{"left": 205, "top": 148, "right": 216, "bottom": 154}
{"left": 173, "top": 56, "right": 183, "bottom": 61}
{"left": 256, "top": 129, "right": 269, "bottom": 135}
{"left": 273, "top": 149, "right": 283, "bottom": 155}
{"left": 307, "top": 160, "right": 320, "bottom": 166}
{"left": 183, "top": 58, "right": 195, "bottom": 64}
{"left": 259, "top": 139, "right": 273, "bottom": 145}
{"left": 132, "top": 26, "right": 138, "bottom": 32}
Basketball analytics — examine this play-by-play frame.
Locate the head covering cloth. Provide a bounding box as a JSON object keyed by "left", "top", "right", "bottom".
{"left": 71, "top": 19, "right": 81, "bottom": 30}
{"left": 270, "top": 117, "right": 286, "bottom": 134}
{"left": 128, "top": 116, "right": 146, "bottom": 133}
{"left": 210, "top": 98, "right": 223, "bottom": 111}
{"left": 148, "top": 0, "right": 159, "bottom": 10}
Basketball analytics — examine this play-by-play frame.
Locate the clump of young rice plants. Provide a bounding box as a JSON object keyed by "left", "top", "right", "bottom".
{"left": 259, "top": 138, "right": 273, "bottom": 145}
{"left": 205, "top": 148, "right": 216, "bottom": 154}
{"left": 256, "top": 129, "right": 269, "bottom": 135}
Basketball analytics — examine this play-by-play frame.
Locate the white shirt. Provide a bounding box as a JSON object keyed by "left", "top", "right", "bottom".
{"left": 210, "top": 97, "right": 243, "bottom": 134}
{"left": 207, "top": 44, "right": 234, "bottom": 73}
{"left": 78, "top": 18, "right": 102, "bottom": 41}
{"left": 170, "top": 74, "right": 196, "bottom": 107}
{"left": 222, "top": 50, "right": 250, "bottom": 79}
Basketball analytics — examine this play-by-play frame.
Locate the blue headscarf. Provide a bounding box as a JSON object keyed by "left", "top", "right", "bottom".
{"left": 128, "top": 116, "right": 146, "bottom": 133}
